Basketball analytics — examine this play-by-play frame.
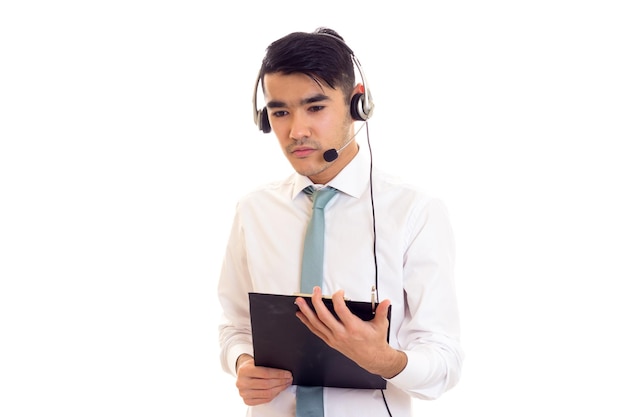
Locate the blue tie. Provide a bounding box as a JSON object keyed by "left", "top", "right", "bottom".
{"left": 297, "top": 186, "right": 337, "bottom": 417}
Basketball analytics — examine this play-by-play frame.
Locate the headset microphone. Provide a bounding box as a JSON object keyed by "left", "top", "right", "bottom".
{"left": 323, "top": 122, "right": 365, "bottom": 162}
{"left": 324, "top": 136, "right": 358, "bottom": 162}
{"left": 323, "top": 149, "right": 339, "bottom": 163}
{"left": 322, "top": 147, "right": 340, "bottom": 163}
{"left": 322, "top": 136, "right": 353, "bottom": 162}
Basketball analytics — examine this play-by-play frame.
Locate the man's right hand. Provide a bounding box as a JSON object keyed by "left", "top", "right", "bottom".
{"left": 235, "top": 354, "right": 293, "bottom": 406}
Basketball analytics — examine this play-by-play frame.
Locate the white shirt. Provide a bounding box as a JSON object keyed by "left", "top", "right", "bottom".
{"left": 218, "top": 148, "right": 463, "bottom": 417}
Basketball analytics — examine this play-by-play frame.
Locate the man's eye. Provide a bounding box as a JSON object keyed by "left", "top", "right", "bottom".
{"left": 272, "top": 110, "right": 288, "bottom": 118}
{"left": 309, "top": 106, "right": 325, "bottom": 112}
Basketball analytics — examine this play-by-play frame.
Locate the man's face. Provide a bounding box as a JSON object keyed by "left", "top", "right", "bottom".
{"left": 263, "top": 72, "right": 356, "bottom": 184}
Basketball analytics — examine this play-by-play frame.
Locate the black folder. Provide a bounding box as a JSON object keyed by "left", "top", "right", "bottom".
{"left": 248, "top": 292, "right": 391, "bottom": 389}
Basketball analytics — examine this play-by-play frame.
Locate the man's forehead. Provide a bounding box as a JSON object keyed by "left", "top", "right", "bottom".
{"left": 263, "top": 73, "right": 340, "bottom": 106}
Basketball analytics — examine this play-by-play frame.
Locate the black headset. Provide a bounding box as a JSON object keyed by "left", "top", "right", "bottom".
{"left": 252, "top": 34, "right": 375, "bottom": 133}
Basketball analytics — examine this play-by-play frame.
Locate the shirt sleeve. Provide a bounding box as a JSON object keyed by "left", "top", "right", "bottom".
{"left": 217, "top": 205, "right": 255, "bottom": 376}
{"left": 387, "top": 197, "right": 464, "bottom": 399}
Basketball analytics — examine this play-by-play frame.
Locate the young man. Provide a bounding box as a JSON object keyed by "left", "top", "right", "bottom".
{"left": 218, "top": 27, "right": 463, "bottom": 416}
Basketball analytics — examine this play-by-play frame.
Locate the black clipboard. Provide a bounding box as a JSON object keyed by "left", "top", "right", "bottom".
{"left": 248, "top": 292, "right": 391, "bottom": 389}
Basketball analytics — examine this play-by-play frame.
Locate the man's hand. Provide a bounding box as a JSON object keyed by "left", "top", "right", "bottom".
{"left": 295, "top": 286, "right": 407, "bottom": 379}
{"left": 235, "top": 354, "right": 293, "bottom": 406}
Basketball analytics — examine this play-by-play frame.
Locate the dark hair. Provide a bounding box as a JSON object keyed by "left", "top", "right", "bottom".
{"left": 259, "top": 27, "right": 356, "bottom": 104}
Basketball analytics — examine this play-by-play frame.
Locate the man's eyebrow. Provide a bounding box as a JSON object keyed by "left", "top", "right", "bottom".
{"left": 301, "top": 94, "right": 330, "bottom": 105}
{"left": 266, "top": 94, "right": 330, "bottom": 109}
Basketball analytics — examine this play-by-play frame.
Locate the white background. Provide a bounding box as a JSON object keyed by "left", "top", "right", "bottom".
{"left": 1, "top": 1, "right": 625, "bottom": 416}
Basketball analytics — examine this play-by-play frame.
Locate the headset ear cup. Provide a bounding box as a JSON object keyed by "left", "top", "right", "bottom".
{"left": 350, "top": 93, "right": 367, "bottom": 121}
{"left": 258, "top": 107, "right": 271, "bottom": 133}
